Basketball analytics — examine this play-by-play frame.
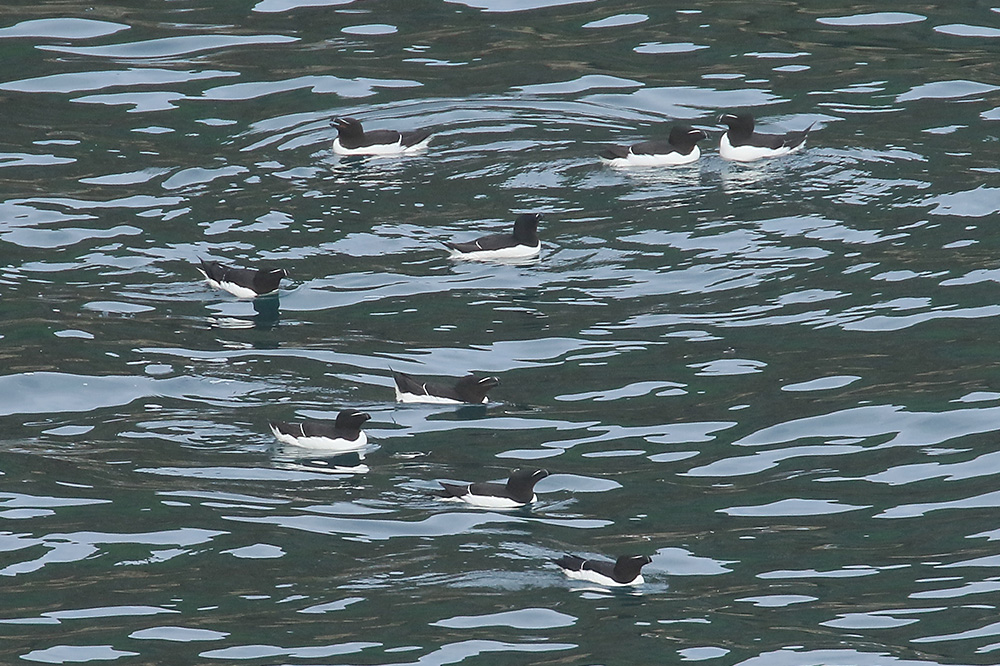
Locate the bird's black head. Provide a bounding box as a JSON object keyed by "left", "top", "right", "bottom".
{"left": 454, "top": 375, "right": 500, "bottom": 402}
{"left": 668, "top": 125, "right": 708, "bottom": 149}
{"left": 512, "top": 213, "right": 542, "bottom": 243}
{"left": 508, "top": 468, "right": 549, "bottom": 485}
{"left": 252, "top": 267, "right": 287, "bottom": 295}
{"left": 335, "top": 410, "right": 371, "bottom": 431}
{"left": 476, "top": 375, "right": 500, "bottom": 389}
{"left": 506, "top": 468, "right": 549, "bottom": 501}
{"left": 613, "top": 554, "right": 652, "bottom": 582}
{"left": 616, "top": 554, "right": 652, "bottom": 569}
{"left": 333, "top": 117, "right": 364, "bottom": 138}
{"left": 719, "top": 112, "right": 755, "bottom": 136}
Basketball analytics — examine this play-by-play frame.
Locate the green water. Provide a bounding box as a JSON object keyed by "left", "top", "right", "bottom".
{"left": 2, "top": 1, "right": 1000, "bottom": 664}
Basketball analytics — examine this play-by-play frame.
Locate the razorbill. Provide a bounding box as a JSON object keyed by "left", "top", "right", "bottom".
{"left": 718, "top": 111, "right": 812, "bottom": 162}
{"left": 444, "top": 213, "right": 541, "bottom": 261}
{"left": 601, "top": 125, "right": 708, "bottom": 167}
{"left": 268, "top": 410, "right": 370, "bottom": 451}
{"left": 196, "top": 259, "right": 286, "bottom": 299}
{"left": 434, "top": 469, "right": 550, "bottom": 508}
{"left": 392, "top": 371, "right": 500, "bottom": 404}
{"left": 332, "top": 117, "right": 433, "bottom": 156}
{"left": 552, "top": 553, "right": 652, "bottom": 586}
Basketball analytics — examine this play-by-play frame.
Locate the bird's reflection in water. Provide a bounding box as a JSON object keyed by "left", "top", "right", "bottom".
{"left": 271, "top": 444, "right": 372, "bottom": 475}
{"left": 206, "top": 295, "right": 281, "bottom": 330}
{"left": 252, "top": 295, "right": 281, "bottom": 329}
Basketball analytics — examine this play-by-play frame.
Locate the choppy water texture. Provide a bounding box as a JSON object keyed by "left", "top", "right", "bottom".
{"left": 2, "top": 1, "right": 1000, "bottom": 664}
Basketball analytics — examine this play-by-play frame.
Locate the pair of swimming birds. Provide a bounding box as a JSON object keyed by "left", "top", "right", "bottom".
{"left": 331, "top": 111, "right": 813, "bottom": 165}
{"left": 435, "top": 469, "right": 652, "bottom": 585}
{"left": 444, "top": 465, "right": 652, "bottom": 584}
{"left": 195, "top": 212, "right": 543, "bottom": 298}
{"left": 601, "top": 111, "right": 813, "bottom": 166}
{"left": 269, "top": 369, "right": 499, "bottom": 451}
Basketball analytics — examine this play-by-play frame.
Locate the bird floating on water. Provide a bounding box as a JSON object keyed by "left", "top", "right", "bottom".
{"left": 434, "top": 469, "right": 550, "bottom": 508}
{"left": 444, "top": 213, "right": 542, "bottom": 261}
{"left": 332, "top": 116, "right": 433, "bottom": 156}
{"left": 718, "top": 111, "right": 812, "bottom": 162}
{"left": 196, "top": 259, "right": 286, "bottom": 299}
{"left": 269, "top": 410, "right": 371, "bottom": 451}
{"left": 392, "top": 370, "right": 500, "bottom": 404}
{"left": 601, "top": 125, "right": 708, "bottom": 167}
{"left": 552, "top": 553, "right": 652, "bottom": 586}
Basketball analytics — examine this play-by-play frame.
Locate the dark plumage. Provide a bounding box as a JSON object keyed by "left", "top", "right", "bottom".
{"left": 392, "top": 371, "right": 500, "bottom": 404}
{"left": 269, "top": 410, "right": 371, "bottom": 451}
{"left": 434, "top": 469, "right": 550, "bottom": 507}
{"left": 552, "top": 553, "right": 652, "bottom": 586}
{"left": 196, "top": 259, "right": 286, "bottom": 299}
{"left": 444, "top": 213, "right": 542, "bottom": 260}
{"left": 332, "top": 117, "right": 433, "bottom": 155}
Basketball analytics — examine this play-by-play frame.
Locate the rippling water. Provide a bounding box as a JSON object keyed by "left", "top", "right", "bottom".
{"left": 3, "top": 1, "right": 1000, "bottom": 664}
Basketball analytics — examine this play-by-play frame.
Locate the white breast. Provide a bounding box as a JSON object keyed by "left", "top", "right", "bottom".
{"left": 448, "top": 243, "right": 541, "bottom": 261}
{"left": 605, "top": 145, "right": 700, "bottom": 168}
{"left": 333, "top": 135, "right": 431, "bottom": 156}
{"left": 458, "top": 493, "right": 532, "bottom": 509}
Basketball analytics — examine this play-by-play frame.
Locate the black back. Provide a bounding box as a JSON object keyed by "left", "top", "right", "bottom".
{"left": 399, "top": 127, "right": 433, "bottom": 148}
{"left": 778, "top": 124, "right": 813, "bottom": 150}
{"left": 445, "top": 233, "right": 516, "bottom": 253}
{"left": 435, "top": 481, "right": 479, "bottom": 499}
{"left": 445, "top": 213, "right": 542, "bottom": 253}
{"left": 392, "top": 370, "right": 429, "bottom": 396}
{"left": 627, "top": 139, "right": 676, "bottom": 156}
{"left": 553, "top": 554, "right": 588, "bottom": 571}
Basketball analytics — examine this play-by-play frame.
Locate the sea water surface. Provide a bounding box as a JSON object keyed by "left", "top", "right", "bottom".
{"left": 2, "top": 1, "right": 1000, "bottom": 664}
